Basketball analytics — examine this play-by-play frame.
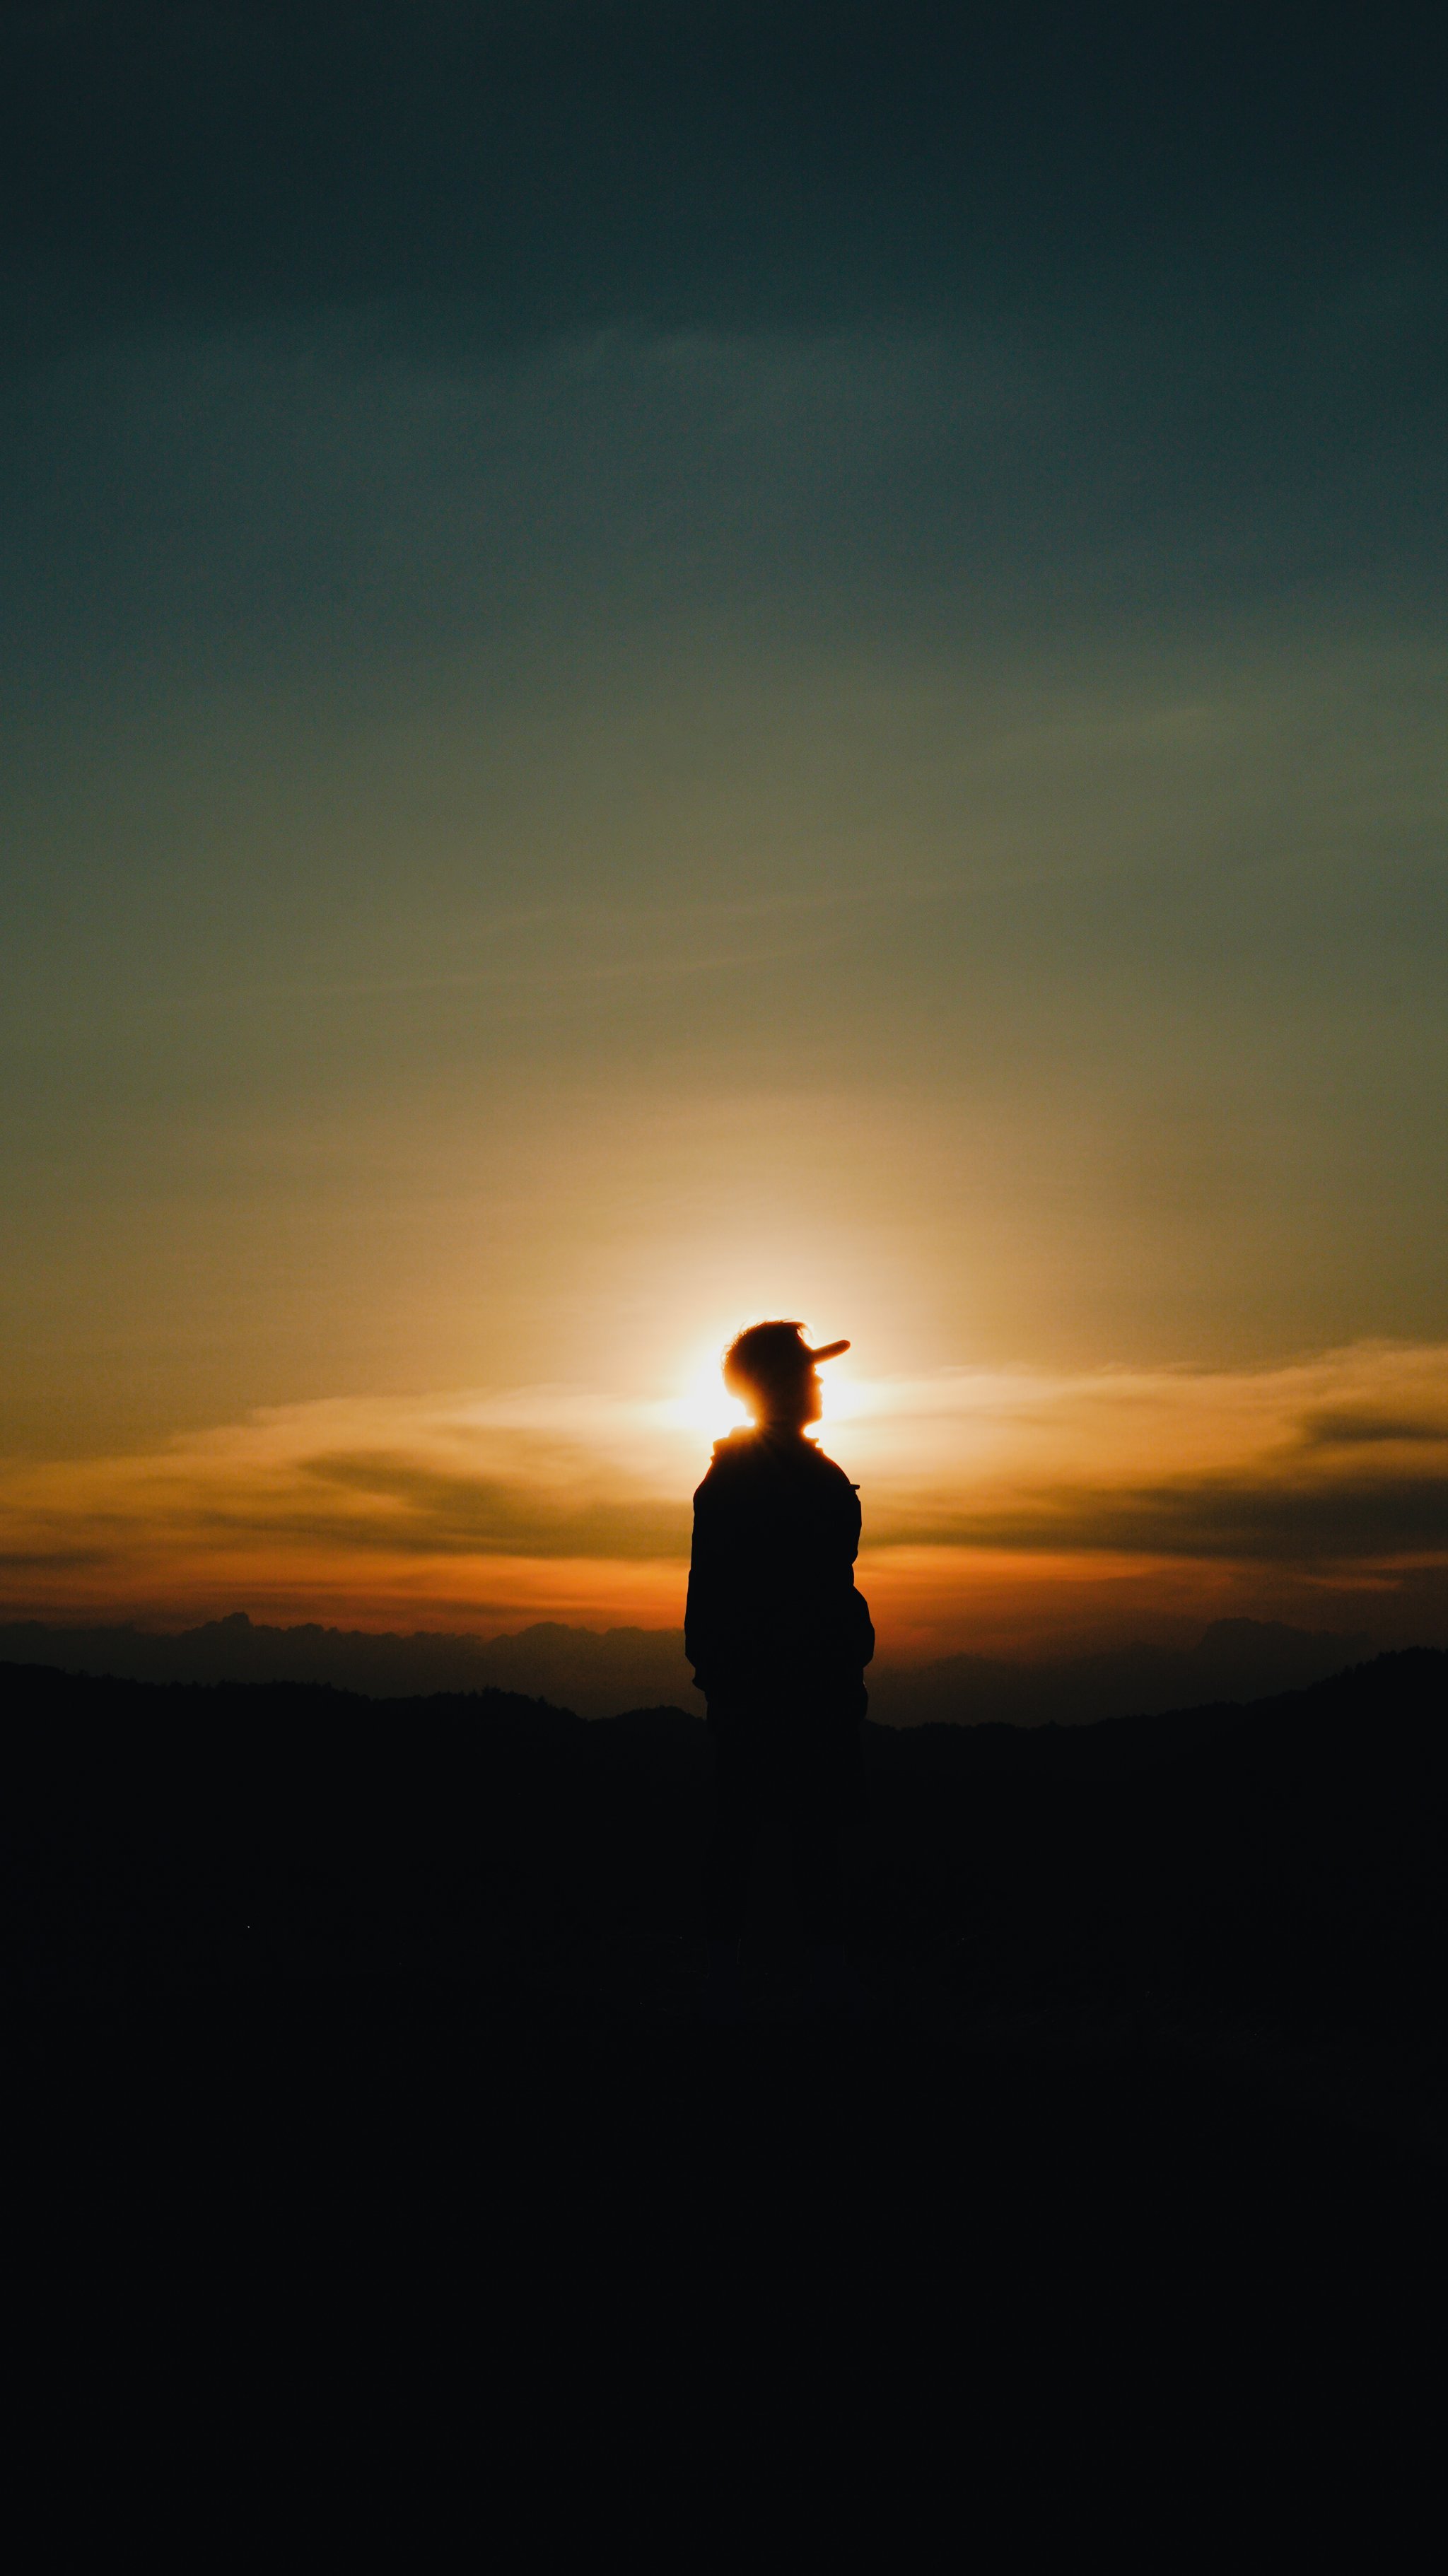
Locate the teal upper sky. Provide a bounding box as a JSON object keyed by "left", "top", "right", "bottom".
{"left": 1, "top": 2, "right": 1444, "bottom": 1481}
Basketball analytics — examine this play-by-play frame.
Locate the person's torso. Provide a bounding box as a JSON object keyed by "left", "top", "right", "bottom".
{"left": 689, "top": 1429, "right": 869, "bottom": 1682}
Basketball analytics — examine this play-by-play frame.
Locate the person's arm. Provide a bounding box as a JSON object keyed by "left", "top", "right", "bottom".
{"left": 848, "top": 1586, "right": 875, "bottom": 1673}
{"left": 841, "top": 1475, "right": 873, "bottom": 1670}
{"left": 684, "top": 1479, "right": 721, "bottom": 1694}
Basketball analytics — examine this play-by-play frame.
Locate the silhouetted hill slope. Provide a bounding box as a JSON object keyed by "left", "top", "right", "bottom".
{"left": 5, "top": 1651, "right": 1442, "bottom": 2071}
{"left": 860, "top": 1650, "right": 1445, "bottom": 2052}
{"left": 8, "top": 1650, "right": 1443, "bottom": 2452}
{"left": 2, "top": 1663, "right": 704, "bottom": 2012}
{"left": 862, "top": 1645, "right": 1442, "bottom": 1776}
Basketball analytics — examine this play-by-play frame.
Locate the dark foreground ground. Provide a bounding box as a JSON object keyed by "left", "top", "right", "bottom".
{"left": 6, "top": 1650, "right": 1444, "bottom": 2540}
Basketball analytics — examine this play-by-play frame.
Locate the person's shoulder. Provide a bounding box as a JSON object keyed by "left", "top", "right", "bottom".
{"left": 715, "top": 1428, "right": 761, "bottom": 1459}
{"left": 694, "top": 1427, "right": 762, "bottom": 1489}
{"left": 803, "top": 1439, "right": 857, "bottom": 1490}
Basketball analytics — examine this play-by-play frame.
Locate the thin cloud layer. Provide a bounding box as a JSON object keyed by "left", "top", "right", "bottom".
{"left": 2, "top": 1341, "right": 1443, "bottom": 1651}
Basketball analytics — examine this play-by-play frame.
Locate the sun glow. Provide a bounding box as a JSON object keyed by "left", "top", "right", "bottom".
{"left": 662, "top": 1350, "right": 749, "bottom": 1442}
{"left": 655, "top": 1328, "right": 868, "bottom": 1444}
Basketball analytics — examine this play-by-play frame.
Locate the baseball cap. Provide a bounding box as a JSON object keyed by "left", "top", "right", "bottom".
{"left": 723, "top": 1320, "right": 851, "bottom": 1391}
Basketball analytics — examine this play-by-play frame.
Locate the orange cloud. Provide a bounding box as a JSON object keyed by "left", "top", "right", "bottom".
{"left": 1, "top": 1341, "right": 1444, "bottom": 1655}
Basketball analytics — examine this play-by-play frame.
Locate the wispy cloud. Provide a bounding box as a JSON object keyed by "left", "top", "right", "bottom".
{"left": 1, "top": 1342, "right": 1444, "bottom": 1649}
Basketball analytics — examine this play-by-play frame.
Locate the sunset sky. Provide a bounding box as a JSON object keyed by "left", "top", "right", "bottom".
{"left": 2, "top": 4, "right": 1444, "bottom": 1660}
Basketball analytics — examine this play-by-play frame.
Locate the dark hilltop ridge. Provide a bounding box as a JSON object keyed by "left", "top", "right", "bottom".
{"left": 8, "top": 1646, "right": 1444, "bottom": 2447}
{"left": 6, "top": 1646, "right": 1442, "bottom": 2118}
{"left": 0, "top": 1609, "right": 1379, "bottom": 1723}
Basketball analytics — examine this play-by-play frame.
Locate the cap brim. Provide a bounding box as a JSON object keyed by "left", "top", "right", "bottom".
{"left": 805, "top": 1339, "right": 850, "bottom": 1362}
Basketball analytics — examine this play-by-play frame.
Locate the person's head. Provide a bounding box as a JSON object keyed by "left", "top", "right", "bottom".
{"left": 721, "top": 1321, "right": 850, "bottom": 1430}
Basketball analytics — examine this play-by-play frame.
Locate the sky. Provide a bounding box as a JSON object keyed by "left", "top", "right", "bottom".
{"left": 1, "top": 2, "right": 1445, "bottom": 1658}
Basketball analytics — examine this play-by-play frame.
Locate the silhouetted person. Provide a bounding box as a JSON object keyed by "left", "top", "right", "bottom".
{"left": 686, "top": 1321, "right": 874, "bottom": 2020}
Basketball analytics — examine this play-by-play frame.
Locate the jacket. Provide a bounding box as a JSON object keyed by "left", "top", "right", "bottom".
{"left": 684, "top": 1427, "right": 875, "bottom": 1699}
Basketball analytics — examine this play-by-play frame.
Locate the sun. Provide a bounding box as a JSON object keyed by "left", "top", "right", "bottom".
{"left": 658, "top": 1328, "right": 863, "bottom": 1442}
{"left": 665, "top": 1350, "right": 749, "bottom": 1441}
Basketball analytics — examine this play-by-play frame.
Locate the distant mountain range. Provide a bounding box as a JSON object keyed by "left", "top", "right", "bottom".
{"left": 0, "top": 1614, "right": 694, "bottom": 1721}
{"left": 863, "top": 1616, "right": 1379, "bottom": 1728}
{"left": 0, "top": 1610, "right": 1378, "bottom": 1725}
